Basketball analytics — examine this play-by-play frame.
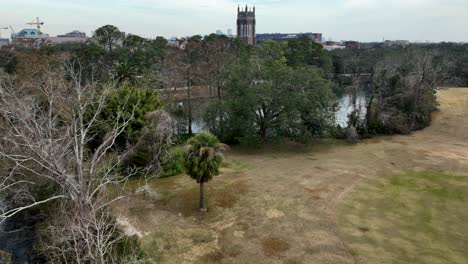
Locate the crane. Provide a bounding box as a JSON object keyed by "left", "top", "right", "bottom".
{"left": 9, "top": 26, "right": 17, "bottom": 39}
{"left": 27, "top": 17, "right": 44, "bottom": 38}
{"left": 0, "top": 27, "right": 8, "bottom": 38}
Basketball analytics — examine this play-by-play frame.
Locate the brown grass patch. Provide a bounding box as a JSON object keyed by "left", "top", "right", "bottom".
{"left": 358, "top": 226, "right": 370, "bottom": 233}
{"left": 305, "top": 187, "right": 328, "bottom": 200}
{"left": 284, "top": 259, "right": 300, "bottom": 264}
{"left": 393, "top": 140, "right": 409, "bottom": 145}
{"left": 215, "top": 179, "right": 249, "bottom": 209}
{"left": 199, "top": 250, "right": 225, "bottom": 263}
{"left": 261, "top": 237, "right": 291, "bottom": 257}
{"left": 156, "top": 178, "right": 249, "bottom": 216}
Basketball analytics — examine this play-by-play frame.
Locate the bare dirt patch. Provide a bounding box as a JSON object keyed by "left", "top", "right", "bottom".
{"left": 261, "top": 237, "right": 291, "bottom": 257}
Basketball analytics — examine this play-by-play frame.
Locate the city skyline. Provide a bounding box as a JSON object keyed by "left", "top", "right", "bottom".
{"left": 1, "top": 0, "right": 468, "bottom": 42}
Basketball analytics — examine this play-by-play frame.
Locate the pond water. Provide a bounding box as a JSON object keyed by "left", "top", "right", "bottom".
{"left": 335, "top": 93, "right": 367, "bottom": 127}
{"left": 190, "top": 93, "right": 367, "bottom": 133}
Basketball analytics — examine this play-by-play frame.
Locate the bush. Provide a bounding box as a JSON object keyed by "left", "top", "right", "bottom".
{"left": 114, "top": 234, "right": 150, "bottom": 264}
{"left": 161, "top": 147, "right": 185, "bottom": 177}
{"left": 365, "top": 49, "right": 439, "bottom": 135}
{"left": 90, "top": 85, "right": 162, "bottom": 151}
{"left": 333, "top": 125, "right": 347, "bottom": 140}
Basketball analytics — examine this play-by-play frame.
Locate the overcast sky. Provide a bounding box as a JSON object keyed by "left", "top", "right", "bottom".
{"left": 1, "top": 0, "right": 467, "bottom": 42}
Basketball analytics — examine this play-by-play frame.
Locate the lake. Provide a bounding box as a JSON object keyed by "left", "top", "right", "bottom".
{"left": 190, "top": 93, "right": 367, "bottom": 133}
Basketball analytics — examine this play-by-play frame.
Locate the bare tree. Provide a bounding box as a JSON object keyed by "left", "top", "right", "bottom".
{"left": 0, "top": 60, "right": 147, "bottom": 263}
{"left": 166, "top": 37, "right": 203, "bottom": 135}
{"left": 366, "top": 48, "right": 441, "bottom": 134}
{"left": 200, "top": 35, "right": 235, "bottom": 99}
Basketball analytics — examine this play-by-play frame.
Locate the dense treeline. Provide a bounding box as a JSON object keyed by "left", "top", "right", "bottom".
{"left": 330, "top": 44, "right": 458, "bottom": 137}
{"left": 331, "top": 42, "right": 468, "bottom": 87}
{"left": 205, "top": 40, "right": 336, "bottom": 145}
{"left": 0, "top": 24, "right": 462, "bottom": 263}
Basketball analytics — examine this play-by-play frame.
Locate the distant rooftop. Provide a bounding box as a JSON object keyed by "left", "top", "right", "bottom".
{"left": 58, "top": 30, "right": 86, "bottom": 38}
{"left": 15, "top": 28, "right": 49, "bottom": 39}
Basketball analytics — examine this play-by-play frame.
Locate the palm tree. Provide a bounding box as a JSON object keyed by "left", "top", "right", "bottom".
{"left": 185, "top": 132, "right": 227, "bottom": 211}
{"left": 112, "top": 60, "right": 140, "bottom": 85}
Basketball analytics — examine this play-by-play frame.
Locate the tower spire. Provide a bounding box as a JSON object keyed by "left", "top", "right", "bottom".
{"left": 236, "top": 4, "right": 256, "bottom": 45}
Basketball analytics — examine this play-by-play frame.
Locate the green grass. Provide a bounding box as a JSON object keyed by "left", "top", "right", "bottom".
{"left": 338, "top": 171, "right": 468, "bottom": 264}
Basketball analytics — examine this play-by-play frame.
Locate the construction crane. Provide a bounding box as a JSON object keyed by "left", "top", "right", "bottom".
{"left": 27, "top": 17, "right": 44, "bottom": 38}
{"left": 0, "top": 27, "right": 8, "bottom": 38}
{"left": 9, "top": 26, "right": 17, "bottom": 39}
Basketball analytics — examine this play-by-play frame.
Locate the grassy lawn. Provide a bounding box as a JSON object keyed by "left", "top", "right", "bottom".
{"left": 116, "top": 89, "right": 468, "bottom": 263}
{"left": 118, "top": 158, "right": 252, "bottom": 263}
{"left": 338, "top": 171, "right": 468, "bottom": 264}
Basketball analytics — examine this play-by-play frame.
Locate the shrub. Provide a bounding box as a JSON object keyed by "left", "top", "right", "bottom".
{"left": 161, "top": 147, "right": 185, "bottom": 177}
{"left": 333, "top": 125, "right": 347, "bottom": 140}
{"left": 90, "top": 85, "right": 162, "bottom": 151}
{"left": 114, "top": 234, "right": 150, "bottom": 264}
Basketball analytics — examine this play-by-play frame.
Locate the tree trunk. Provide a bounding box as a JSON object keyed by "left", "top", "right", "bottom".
{"left": 199, "top": 182, "right": 205, "bottom": 211}
{"left": 217, "top": 80, "right": 222, "bottom": 100}
{"left": 365, "top": 94, "right": 374, "bottom": 130}
{"left": 187, "top": 78, "right": 193, "bottom": 135}
{"left": 209, "top": 76, "right": 213, "bottom": 98}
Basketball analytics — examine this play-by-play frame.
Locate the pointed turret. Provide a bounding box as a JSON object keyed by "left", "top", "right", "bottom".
{"left": 236, "top": 4, "right": 257, "bottom": 45}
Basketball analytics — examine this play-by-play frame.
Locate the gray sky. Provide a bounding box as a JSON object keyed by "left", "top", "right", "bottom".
{"left": 1, "top": 0, "right": 467, "bottom": 42}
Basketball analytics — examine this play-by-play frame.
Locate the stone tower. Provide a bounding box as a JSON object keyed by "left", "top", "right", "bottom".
{"left": 237, "top": 5, "right": 256, "bottom": 45}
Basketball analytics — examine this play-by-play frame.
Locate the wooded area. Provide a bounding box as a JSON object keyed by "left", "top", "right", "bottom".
{"left": 0, "top": 24, "right": 465, "bottom": 263}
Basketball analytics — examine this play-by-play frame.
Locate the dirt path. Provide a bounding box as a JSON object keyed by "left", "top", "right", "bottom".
{"left": 120, "top": 88, "right": 468, "bottom": 264}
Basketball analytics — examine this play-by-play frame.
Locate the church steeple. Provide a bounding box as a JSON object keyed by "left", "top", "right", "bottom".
{"left": 236, "top": 5, "right": 257, "bottom": 45}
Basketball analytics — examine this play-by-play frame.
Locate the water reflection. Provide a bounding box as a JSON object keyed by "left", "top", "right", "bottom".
{"left": 335, "top": 93, "right": 367, "bottom": 127}
{"left": 189, "top": 93, "right": 367, "bottom": 133}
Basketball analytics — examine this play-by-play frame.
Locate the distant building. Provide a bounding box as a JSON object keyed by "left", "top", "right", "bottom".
{"left": 322, "top": 41, "right": 345, "bottom": 51}
{"left": 384, "top": 40, "right": 410, "bottom": 47}
{"left": 15, "top": 28, "right": 49, "bottom": 39}
{"left": 12, "top": 28, "right": 49, "bottom": 46}
{"left": 256, "top": 32, "right": 322, "bottom": 45}
{"left": 312, "top": 33, "right": 323, "bottom": 43}
{"left": 57, "top": 30, "right": 86, "bottom": 38}
{"left": 227, "top": 29, "right": 233, "bottom": 36}
{"left": 13, "top": 28, "right": 88, "bottom": 46}
{"left": 215, "top": 30, "right": 224, "bottom": 35}
{"left": 46, "top": 36, "right": 89, "bottom": 45}
{"left": 344, "top": 41, "right": 360, "bottom": 49}
{"left": 323, "top": 45, "right": 346, "bottom": 51}
{"left": 237, "top": 5, "right": 256, "bottom": 45}
{"left": 324, "top": 41, "right": 340, "bottom": 46}
{"left": 46, "top": 30, "right": 89, "bottom": 44}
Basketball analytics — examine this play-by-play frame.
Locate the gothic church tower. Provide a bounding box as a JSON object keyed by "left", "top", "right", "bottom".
{"left": 237, "top": 5, "right": 256, "bottom": 45}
